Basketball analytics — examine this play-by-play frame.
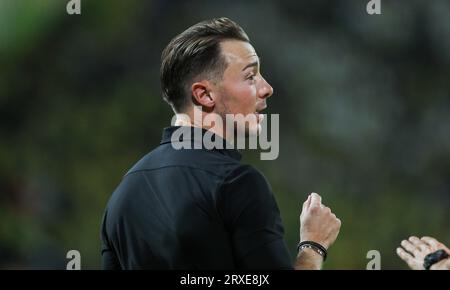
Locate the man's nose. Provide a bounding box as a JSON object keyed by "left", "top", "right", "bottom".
{"left": 259, "top": 76, "right": 274, "bottom": 99}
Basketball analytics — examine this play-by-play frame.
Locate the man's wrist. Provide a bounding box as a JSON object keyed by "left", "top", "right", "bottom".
{"left": 295, "top": 248, "right": 323, "bottom": 270}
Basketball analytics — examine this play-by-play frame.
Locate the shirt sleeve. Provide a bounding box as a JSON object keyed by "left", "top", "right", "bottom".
{"left": 100, "top": 210, "right": 121, "bottom": 270}
{"left": 217, "top": 165, "right": 293, "bottom": 270}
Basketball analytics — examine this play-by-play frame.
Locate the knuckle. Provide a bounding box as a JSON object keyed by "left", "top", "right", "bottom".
{"left": 310, "top": 205, "right": 319, "bottom": 212}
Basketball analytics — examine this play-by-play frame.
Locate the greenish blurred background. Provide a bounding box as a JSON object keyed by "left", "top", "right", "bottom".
{"left": 0, "top": 0, "right": 449, "bottom": 269}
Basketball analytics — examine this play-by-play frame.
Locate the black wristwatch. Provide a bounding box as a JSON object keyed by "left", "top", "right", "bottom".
{"left": 423, "top": 249, "right": 449, "bottom": 270}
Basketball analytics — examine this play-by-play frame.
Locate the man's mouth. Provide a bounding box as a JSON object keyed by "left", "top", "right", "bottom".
{"left": 254, "top": 105, "right": 267, "bottom": 123}
{"left": 255, "top": 104, "right": 267, "bottom": 114}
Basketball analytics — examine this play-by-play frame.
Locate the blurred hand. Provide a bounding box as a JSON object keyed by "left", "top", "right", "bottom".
{"left": 396, "top": 236, "right": 450, "bottom": 270}
{"left": 299, "top": 192, "right": 341, "bottom": 249}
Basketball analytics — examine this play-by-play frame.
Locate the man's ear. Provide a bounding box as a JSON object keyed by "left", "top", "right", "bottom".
{"left": 191, "top": 81, "right": 215, "bottom": 109}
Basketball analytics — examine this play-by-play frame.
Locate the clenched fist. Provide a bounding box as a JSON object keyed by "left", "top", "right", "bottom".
{"left": 299, "top": 192, "right": 341, "bottom": 249}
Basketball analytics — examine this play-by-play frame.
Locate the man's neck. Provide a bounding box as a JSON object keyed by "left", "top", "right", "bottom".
{"left": 174, "top": 112, "right": 231, "bottom": 144}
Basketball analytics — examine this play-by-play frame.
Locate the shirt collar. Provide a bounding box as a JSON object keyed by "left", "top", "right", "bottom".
{"left": 160, "top": 126, "right": 242, "bottom": 161}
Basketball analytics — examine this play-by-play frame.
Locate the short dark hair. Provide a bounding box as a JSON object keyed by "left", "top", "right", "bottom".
{"left": 160, "top": 17, "right": 250, "bottom": 112}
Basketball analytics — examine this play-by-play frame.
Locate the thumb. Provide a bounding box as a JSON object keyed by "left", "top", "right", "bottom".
{"left": 302, "top": 194, "right": 311, "bottom": 211}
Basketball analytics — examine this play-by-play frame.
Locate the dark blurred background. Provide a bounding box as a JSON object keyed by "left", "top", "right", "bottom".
{"left": 0, "top": 0, "right": 449, "bottom": 269}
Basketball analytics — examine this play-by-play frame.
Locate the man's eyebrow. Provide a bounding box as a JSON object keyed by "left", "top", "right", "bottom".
{"left": 242, "top": 57, "right": 261, "bottom": 71}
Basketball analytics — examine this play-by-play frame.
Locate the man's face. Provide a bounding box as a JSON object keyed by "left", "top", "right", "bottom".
{"left": 213, "top": 40, "right": 273, "bottom": 135}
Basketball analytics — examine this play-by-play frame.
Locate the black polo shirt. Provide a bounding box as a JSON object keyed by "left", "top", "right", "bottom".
{"left": 101, "top": 126, "right": 292, "bottom": 269}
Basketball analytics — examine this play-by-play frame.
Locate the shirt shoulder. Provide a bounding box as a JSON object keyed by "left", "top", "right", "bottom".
{"left": 126, "top": 143, "right": 242, "bottom": 178}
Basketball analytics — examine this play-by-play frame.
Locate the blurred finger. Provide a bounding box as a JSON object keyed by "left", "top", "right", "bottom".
{"left": 401, "top": 239, "right": 419, "bottom": 256}
{"left": 421, "top": 236, "right": 440, "bottom": 250}
{"left": 310, "top": 192, "right": 322, "bottom": 206}
{"left": 396, "top": 247, "right": 412, "bottom": 262}
{"left": 409, "top": 236, "right": 430, "bottom": 253}
{"left": 396, "top": 247, "right": 417, "bottom": 269}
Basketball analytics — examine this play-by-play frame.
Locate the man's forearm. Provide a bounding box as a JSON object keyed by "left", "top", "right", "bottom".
{"left": 430, "top": 258, "right": 450, "bottom": 270}
{"left": 294, "top": 248, "right": 324, "bottom": 270}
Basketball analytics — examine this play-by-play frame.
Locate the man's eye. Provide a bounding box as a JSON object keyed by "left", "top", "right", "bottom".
{"left": 247, "top": 74, "right": 255, "bottom": 81}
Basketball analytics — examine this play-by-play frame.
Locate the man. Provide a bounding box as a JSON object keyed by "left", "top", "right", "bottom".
{"left": 397, "top": 236, "right": 450, "bottom": 270}
{"left": 100, "top": 17, "right": 341, "bottom": 270}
